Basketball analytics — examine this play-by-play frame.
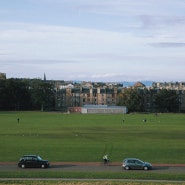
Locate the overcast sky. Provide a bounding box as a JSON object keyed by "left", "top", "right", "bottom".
{"left": 1, "top": 0, "right": 185, "bottom": 82}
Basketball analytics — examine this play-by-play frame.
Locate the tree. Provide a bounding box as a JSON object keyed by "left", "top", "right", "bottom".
{"left": 29, "top": 79, "right": 55, "bottom": 111}
{"left": 0, "top": 79, "right": 31, "bottom": 110}
{"left": 154, "top": 89, "right": 179, "bottom": 112}
{"left": 117, "top": 88, "right": 144, "bottom": 112}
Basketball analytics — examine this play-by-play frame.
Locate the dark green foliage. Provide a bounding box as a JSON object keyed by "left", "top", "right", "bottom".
{"left": 0, "top": 79, "right": 31, "bottom": 110}
{"left": 29, "top": 79, "right": 55, "bottom": 110}
{"left": 154, "top": 89, "right": 179, "bottom": 112}
{"left": 117, "top": 88, "right": 144, "bottom": 112}
{"left": 0, "top": 79, "right": 55, "bottom": 111}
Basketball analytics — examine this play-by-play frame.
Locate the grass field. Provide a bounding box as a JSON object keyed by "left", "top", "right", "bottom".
{"left": 0, "top": 181, "right": 185, "bottom": 185}
{"left": 1, "top": 181, "right": 185, "bottom": 185}
{"left": 0, "top": 111, "right": 185, "bottom": 163}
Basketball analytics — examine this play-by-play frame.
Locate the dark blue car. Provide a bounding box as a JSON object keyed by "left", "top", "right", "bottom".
{"left": 18, "top": 155, "right": 50, "bottom": 168}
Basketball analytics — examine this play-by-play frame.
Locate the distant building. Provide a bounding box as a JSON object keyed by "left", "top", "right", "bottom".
{"left": 81, "top": 105, "right": 127, "bottom": 114}
{"left": 0, "top": 73, "right": 6, "bottom": 80}
{"left": 152, "top": 82, "right": 185, "bottom": 90}
{"left": 68, "top": 106, "right": 82, "bottom": 113}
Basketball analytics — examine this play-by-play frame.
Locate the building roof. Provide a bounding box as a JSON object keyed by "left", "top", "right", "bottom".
{"left": 133, "top": 82, "right": 145, "bottom": 88}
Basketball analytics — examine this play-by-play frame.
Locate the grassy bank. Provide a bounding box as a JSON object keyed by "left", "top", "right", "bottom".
{"left": 0, "top": 171, "right": 185, "bottom": 181}
{"left": 1, "top": 180, "right": 185, "bottom": 185}
{"left": 0, "top": 111, "right": 185, "bottom": 163}
{"left": 0, "top": 112, "right": 185, "bottom": 183}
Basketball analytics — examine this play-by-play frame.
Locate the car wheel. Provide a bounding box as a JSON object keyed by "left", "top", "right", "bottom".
{"left": 125, "top": 166, "right": 130, "bottom": 170}
{"left": 41, "top": 164, "right": 45, "bottom": 168}
{"left": 21, "top": 164, "right": 25, "bottom": 168}
{"left": 144, "top": 166, "right": 148, "bottom": 170}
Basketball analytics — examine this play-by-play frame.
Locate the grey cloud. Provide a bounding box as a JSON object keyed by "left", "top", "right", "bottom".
{"left": 138, "top": 15, "right": 185, "bottom": 30}
{"left": 0, "top": 59, "right": 80, "bottom": 65}
{"left": 150, "top": 42, "right": 185, "bottom": 48}
{"left": 68, "top": 0, "right": 185, "bottom": 17}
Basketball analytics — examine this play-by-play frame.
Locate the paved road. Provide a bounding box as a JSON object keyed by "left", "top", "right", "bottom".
{"left": 1, "top": 163, "right": 185, "bottom": 183}
{"left": 0, "top": 162, "right": 185, "bottom": 174}
{"left": 1, "top": 178, "right": 185, "bottom": 184}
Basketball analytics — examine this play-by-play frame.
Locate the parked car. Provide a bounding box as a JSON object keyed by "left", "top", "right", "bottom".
{"left": 18, "top": 155, "right": 50, "bottom": 168}
{"left": 122, "top": 158, "right": 152, "bottom": 170}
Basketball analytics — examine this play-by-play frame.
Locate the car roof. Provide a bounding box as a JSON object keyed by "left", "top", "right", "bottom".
{"left": 23, "top": 155, "right": 38, "bottom": 157}
{"left": 124, "top": 158, "right": 140, "bottom": 161}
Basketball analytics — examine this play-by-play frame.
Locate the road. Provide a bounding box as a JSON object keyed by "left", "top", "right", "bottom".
{"left": 1, "top": 178, "right": 185, "bottom": 184}
{"left": 0, "top": 162, "right": 185, "bottom": 174}
{"left": 1, "top": 162, "right": 185, "bottom": 183}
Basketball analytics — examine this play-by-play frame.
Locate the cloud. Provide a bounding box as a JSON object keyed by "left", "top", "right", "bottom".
{"left": 0, "top": 52, "right": 7, "bottom": 55}
{"left": 0, "top": 22, "right": 145, "bottom": 61}
{"left": 1, "top": 0, "right": 185, "bottom": 81}
{"left": 61, "top": 0, "right": 185, "bottom": 18}
{"left": 150, "top": 42, "right": 185, "bottom": 48}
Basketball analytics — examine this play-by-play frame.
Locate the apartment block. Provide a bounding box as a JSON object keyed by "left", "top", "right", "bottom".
{"left": 55, "top": 86, "right": 119, "bottom": 111}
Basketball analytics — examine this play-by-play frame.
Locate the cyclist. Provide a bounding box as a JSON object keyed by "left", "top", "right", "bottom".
{"left": 103, "top": 154, "right": 109, "bottom": 165}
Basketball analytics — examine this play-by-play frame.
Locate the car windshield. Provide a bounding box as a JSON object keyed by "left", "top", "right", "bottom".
{"left": 37, "top": 156, "right": 42, "bottom": 160}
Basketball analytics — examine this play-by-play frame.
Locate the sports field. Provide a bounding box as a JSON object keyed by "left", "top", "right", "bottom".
{"left": 0, "top": 111, "right": 185, "bottom": 164}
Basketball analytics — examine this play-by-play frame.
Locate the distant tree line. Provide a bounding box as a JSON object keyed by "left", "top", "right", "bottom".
{"left": 0, "top": 79, "right": 55, "bottom": 111}
{"left": 117, "top": 88, "right": 179, "bottom": 113}
{"left": 0, "top": 78, "right": 180, "bottom": 112}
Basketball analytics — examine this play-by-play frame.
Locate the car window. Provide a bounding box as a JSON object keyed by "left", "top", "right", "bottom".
{"left": 135, "top": 160, "right": 143, "bottom": 164}
{"left": 37, "top": 156, "right": 42, "bottom": 161}
{"left": 24, "top": 157, "right": 32, "bottom": 161}
{"left": 128, "top": 160, "right": 134, "bottom": 163}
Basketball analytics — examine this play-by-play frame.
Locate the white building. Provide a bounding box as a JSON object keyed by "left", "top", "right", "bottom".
{"left": 81, "top": 105, "right": 127, "bottom": 114}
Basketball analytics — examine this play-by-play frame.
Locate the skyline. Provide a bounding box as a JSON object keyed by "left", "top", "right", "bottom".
{"left": 1, "top": 0, "right": 185, "bottom": 82}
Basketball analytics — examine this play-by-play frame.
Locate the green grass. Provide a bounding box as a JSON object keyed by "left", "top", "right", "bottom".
{"left": 0, "top": 111, "right": 185, "bottom": 163}
{"left": 1, "top": 180, "right": 185, "bottom": 185}
{"left": 0, "top": 112, "right": 185, "bottom": 181}
{"left": 0, "top": 171, "right": 185, "bottom": 181}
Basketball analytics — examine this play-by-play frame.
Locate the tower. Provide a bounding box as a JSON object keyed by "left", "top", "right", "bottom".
{"left": 44, "top": 73, "right": 46, "bottom": 81}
